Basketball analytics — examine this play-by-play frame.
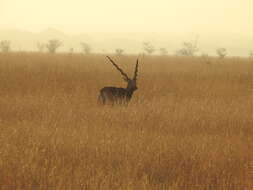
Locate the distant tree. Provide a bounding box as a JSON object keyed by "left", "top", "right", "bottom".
{"left": 115, "top": 48, "right": 124, "bottom": 56}
{"left": 143, "top": 42, "right": 155, "bottom": 55}
{"left": 159, "top": 48, "right": 168, "bottom": 55}
{"left": 176, "top": 36, "right": 199, "bottom": 56}
{"left": 216, "top": 48, "right": 227, "bottom": 59}
{"left": 46, "top": 39, "right": 62, "bottom": 53}
{"left": 0, "top": 40, "right": 11, "bottom": 53}
{"left": 80, "top": 42, "right": 91, "bottom": 54}
{"left": 249, "top": 51, "right": 253, "bottom": 57}
{"left": 37, "top": 42, "right": 45, "bottom": 52}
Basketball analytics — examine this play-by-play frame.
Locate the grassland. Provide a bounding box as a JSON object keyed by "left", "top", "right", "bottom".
{"left": 0, "top": 52, "right": 252, "bottom": 189}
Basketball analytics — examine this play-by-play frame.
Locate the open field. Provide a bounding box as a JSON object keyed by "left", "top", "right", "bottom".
{"left": 0, "top": 53, "right": 252, "bottom": 189}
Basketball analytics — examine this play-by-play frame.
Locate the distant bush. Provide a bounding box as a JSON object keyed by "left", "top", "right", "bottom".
{"left": 115, "top": 48, "right": 124, "bottom": 56}
{"left": 69, "top": 48, "right": 74, "bottom": 54}
{"left": 176, "top": 37, "right": 199, "bottom": 56}
{"left": 201, "top": 53, "right": 211, "bottom": 64}
{"left": 46, "top": 39, "right": 62, "bottom": 53}
{"left": 143, "top": 42, "right": 155, "bottom": 55}
{"left": 0, "top": 40, "right": 11, "bottom": 53}
{"left": 159, "top": 48, "right": 168, "bottom": 55}
{"left": 80, "top": 42, "right": 91, "bottom": 54}
{"left": 216, "top": 48, "right": 227, "bottom": 59}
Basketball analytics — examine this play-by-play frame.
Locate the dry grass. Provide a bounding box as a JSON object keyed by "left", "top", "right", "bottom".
{"left": 0, "top": 52, "right": 252, "bottom": 189}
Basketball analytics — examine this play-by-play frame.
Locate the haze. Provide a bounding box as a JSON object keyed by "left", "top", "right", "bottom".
{"left": 1, "top": 0, "right": 253, "bottom": 55}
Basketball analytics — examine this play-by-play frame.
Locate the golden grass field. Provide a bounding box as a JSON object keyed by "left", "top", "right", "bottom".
{"left": 0, "top": 52, "right": 252, "bottom": 189}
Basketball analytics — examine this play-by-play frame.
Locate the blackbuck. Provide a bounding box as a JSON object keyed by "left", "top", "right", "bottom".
{"left": 98, "top": 56, "right": 139, "bottom": 105}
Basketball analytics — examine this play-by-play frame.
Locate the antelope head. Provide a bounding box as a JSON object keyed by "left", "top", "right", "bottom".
{"left": 106, "top": 56, "right": 139, "bottom": 92}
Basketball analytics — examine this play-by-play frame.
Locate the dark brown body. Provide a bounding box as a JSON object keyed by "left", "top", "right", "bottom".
{"left": 98, "top": 56, "right": 139, "bottom": 105}
{"left": 98, "top": 86, "right": 136, "bottom": 105}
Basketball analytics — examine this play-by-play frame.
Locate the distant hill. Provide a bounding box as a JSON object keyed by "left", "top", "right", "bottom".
{"left": 0, "top": 28, "right": 94, "bottom": 52}
{"left": 0, "top": 28, "right": 142, "bottom": 53}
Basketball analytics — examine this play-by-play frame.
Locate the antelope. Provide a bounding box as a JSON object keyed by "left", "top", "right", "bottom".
{"left": 98, "top": 56, "right": 139, "bottom": 105}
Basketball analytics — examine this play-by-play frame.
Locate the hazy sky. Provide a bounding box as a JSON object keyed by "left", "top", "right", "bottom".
{"left": 1, "top": 0, "right": 253, "bottom": 55}
{"left": 1, "top": 0, "right": 253, "bottom": 36}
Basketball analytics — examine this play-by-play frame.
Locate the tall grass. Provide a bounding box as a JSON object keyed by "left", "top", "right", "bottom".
{"left": 0, "top": 53, "right": 252, "bottom": 189}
